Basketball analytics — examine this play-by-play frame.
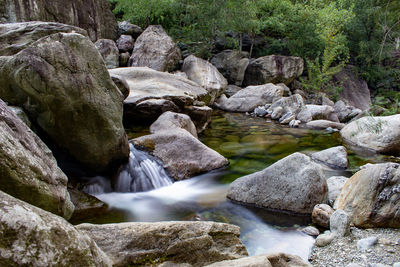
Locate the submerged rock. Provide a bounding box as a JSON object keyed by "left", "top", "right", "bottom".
{"left": 214, "top": 83, "right": 284, "bottom": 112}
{"left": 0, "top": 190, "right": 112, "bottom": 266}
{"left": 76, "top": 221, "right": 248, "bottom": 267}
{"left": 128, "top": 25, "right": 181, "bottom": 72}
{"left": 227, "top": 153, "right": 327, "bottom": 214}
{"left": 340, "top": 115, "right": 400, "bottom": 156}
{"left": 335, "top": 163, "right": 400, "bottom": 228}
{"left": 0, "top": 99, "right": 74, "bottom": 219}
{"left": 0, "top": 32, "right": 129, "bottom": 172}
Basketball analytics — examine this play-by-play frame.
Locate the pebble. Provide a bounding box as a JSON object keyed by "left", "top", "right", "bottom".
{"left": 357, "top": 236, "right": 378, "bottom": 252}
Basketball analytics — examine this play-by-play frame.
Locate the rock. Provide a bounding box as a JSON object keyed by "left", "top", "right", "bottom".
{"left": 340, "top": 115, "right": 400, "bottom": 156}
{"left": 150, "top": 111, "right": 198, "bottom": 138}
{"left": 133, "top": 129, "right": 228, "bottom": 180}
{"left": 297, "top": 108, "right": 313, "bottom": 123}
{"left": 0, "top": 190, "right": 112, "bottom": 266}
{"left": 214, "top": 83, "right": 284, "bottom": 112}
{"left": 333, "top": 66, "right": 371, "bottom": 110}
{"left": 0, "top": 33, "right": 129, "bottom": 172}
{"left": 254, "top": 106, "right": 268, "bottom": 117}
{"left": 227, "top": 153, "right": 327, "bottom": 214}
{"left": 76, "top": 221, "right": 248, "bottom": 267}
{"left": 289, "top": 119, "right": 301, "bottom": 128}
{"left": 309, "top": 92, "right": 335, "bottom": 106}
{"left": 117, "top": 21, "right": 142, "bottom": 38}
{"left": 311, "top": 146, "right": 348, "bottom": 169}
{"left": 1, "top": 0, "right": 117, "bottom": 41}
{"left": 306, "top": 104, "right": 335, "bottom": 121}
{"left": 183, "top": 55, "right": 228, "bottom": 104}
{"left": 0, "top": 22, "right": 88, "bottom": 56}
{"left": 393, "top": 262, "right": 400, "bottom": 267}
{"left": 243, "top": 55, "right": 304, "bottom": 86}
{"left": 224, "top": 85, "right": 243, "bottom": 98}
{"left": 116, "top": 34, "right": 134, "bottom": 52}
{"left": 330, "top": 209, "right": 350, "bottom": 237}
{"left": 335, "top": 163, "right": 400, "bottom": 228}
{"left": 305, "top": 120, "right": 345, "bottom": 130}
{"left": 312, "top": 204, "right": 334, "bottom": 228}
{"left": 334, "top": 100, "right": 363, "bottom": 123}
{"left": 279, "top": 112, "right": 295, "bottom": 124}
{"left": 94, "top": 39, "right": 119, "bottom": 69}
{"left": 119, "top": 52, "right": 130, "bottom": 67}
{"left": 300, "top": 226, "right": 320, "bottom": 237}
{"left": 68, "top": 187, "right": 108, "bottom": 222}
{"left": 0, "top": 99, "right": 74, "bottom": 219}
{"left": 8, "top": 106, "right": 31, "bottom": 127}
{"left": 110, "top": 73, "right": 130, "bottom": 99}
{"left": 128, "top": 25, "right": 181, "bottom": 72}
{"left": 327, "top": 176, "right": 348, "bottom": 205}
{"left": 271, "top": 106, "right": 284, "bottom": 120}
{"left": 315, "top": 231, "right": 336, "bottom": 247}
{"left": 277, "top": 83, "right": 292, "bottom": 97}
{"left": 184, "top": 105, "right": 212, "bottom": 133}
{"left": 210, "top": 50, "right": 250, "bottom": 86}
{"left": 268, "top": 94, "right": 306, "bottom": 119}
{"left": 357, "top": 237, "right": 378, "bottom": 252}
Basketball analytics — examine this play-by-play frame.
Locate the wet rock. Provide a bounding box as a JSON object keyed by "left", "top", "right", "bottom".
{"left": 305, "top": 120, "right": 345, "bottom": 130}
{"left": 227, "top": 153, "right": 327, "bottom": 214}
{"left": 0, "top": 33, "right": 129, "bottom": 172}
{"left": 116, "top": 34, "right": 134, "bottom": 52}
{"left": 76, "top": 221, "right": 247, "bottom": 267}
{"left": 311, "top": 146, "right": 348, "bottom": 169}
{"left": 1, "top": 0, "right": 117, "bottom": 41}
{"left": 243, "top": 55, "right": 304, "bottom": 86}
{"left": 335, "top": 163, "right": 400, "bottom": 228}
{"left": 128, "top": 25, "right": 181, "bottom": 72}
{"left": 0, "top": 22, "right": 88, "bottom": 56}
{"left": 117, "top": 21, "right": 142, "bottom": 38}
{"left": 340, "top": 115, "right": 400, "bottom": 156}
{"left": 214, "top": 83, "right": 284, "bottom": 112}
{"left": 183, "top": 55, "right": 228, "bottom": 104}
{"left": 327, "top": 176, "right": 348, "bottom": 205}
{"left": 312, "top": 204, "right": 334, "bottom": 228}
{"left": 357, "top": 237, "right": 378, "bottom": 252}
{"left": 330, "top": 209, "right": 350, "bottom": 237}
{"left": 210, "top": 50, "right": 250, "bottom": 86}
{"left": 94, "top": 39, "right": 119, "bottom": 69}
{"left": 0, "top": 99, "right": 74, "bottom": 219}
{"left": 150, "top": 111, "right": 198, "bottom": 138}
{"left": 0, "top": 190, "right": 112, "bottom": 266}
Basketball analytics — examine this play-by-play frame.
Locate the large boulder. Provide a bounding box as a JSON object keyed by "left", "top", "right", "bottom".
{"left": 335, "top": 163, "right": 400, "bottom": 228}
{"left": 0, "top": 32, "right": 129, "bottom": 172}
{"left": 340, "top": 114, "right": 400, "bottom": 156}
{"left": 0, "top": 0, "right": 117, "bottom": 41}
{"left": 133, "top": 115, "right": 228, "bottom": 180}
{"left": 214, "top": 83, "right": 284, "bottom": 112}
{"left": 0, "top": 190, "right": 112, "bottom": 266}
{"left": 183, "top": 55, "right": 228, "bottom": 104}
{"left": 311, "top": 146, "right": 348, "bottom": 170}
{"left": 76, "top": 221, "right": 248, "bottom": 267}
{"left": 305, "top": 120, "right": 345, "bottom": 130}
{"left": 210, "top": 50, "right": 250, "bottom": 86}
{"left": 243, "top": 55, "right": 304, "bottom": 86}
{"left": 0, "top": 99, "right": 74, "bottom": 219}
{"left": 227, "top": 153, "right": 327, "bottom": 214}
{"left": 128, "top": 25, "right": 181, "bottom": 72}
{"left": 326, "top": 176, "right": 348, "bottom": 205}
{"left": 333, "top": 66, "right": 371, "bottom": 110}
{"left": 94, "top": 39, "right": 119, "bottom": 69}
{"left": 0, "top": 22, "right": 88, "bottom": 56}
{"left": 267, "top": 94, "right": 306, "bottom": 121}
{"left": 305, "top": 104, "right": 336, "bottom": 121}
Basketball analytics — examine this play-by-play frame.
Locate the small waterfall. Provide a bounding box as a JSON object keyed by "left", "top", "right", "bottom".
{"left": 115, "top": 143, "right": 173, "bottom": 193}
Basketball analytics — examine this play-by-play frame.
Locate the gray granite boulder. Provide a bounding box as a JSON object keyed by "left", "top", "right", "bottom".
{"left": 211, "top": 50, "right": 250, "bottom": 86}
{"left": 311, "top": 146, "right": 348, "bottom": 169}
{"left": 94, "top": 39, "right": 119, "bottom": 69}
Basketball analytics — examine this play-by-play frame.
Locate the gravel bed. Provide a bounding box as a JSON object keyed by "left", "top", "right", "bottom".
{"left": 309, "top": 227, "right": 400, "bottom": 267}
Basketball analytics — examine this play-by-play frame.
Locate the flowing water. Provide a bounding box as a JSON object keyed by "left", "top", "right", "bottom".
{"left": 81, "top": 110, "right": 399, "bottom": 261}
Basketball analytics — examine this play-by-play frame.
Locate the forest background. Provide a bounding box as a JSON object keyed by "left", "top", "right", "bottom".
{"left": 108, "top": 0, "right": 400, "bottom": 114}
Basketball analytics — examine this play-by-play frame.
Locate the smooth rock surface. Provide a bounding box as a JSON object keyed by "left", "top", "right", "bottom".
{"left": 214, "top": 83, "right": 284, "bottom": 112}
{"left": 330, "top": 209, "right": 350, "bottom": 237}
{"left": 306, "top": 104, "right": 335, "bottom": 121}
{"left": 0, "top": 99, "right": 74, "bottom": 219}
{"left": 335, "top": 163, "right": 400, "bottom": 228}
{"left": 133, "top": 129, "right": 228, "bottom": 180}
{"left": 340, "top": 115, "right": 400, "bottom": 156}
{"left": 0, "top": 21, "right": 88, "bottom": 56}
{"left": 0, "top": 33, "right": 129, "bottom": 172}
{"left": 1, "top": 0, "right": 117, "bottom": 41}
{"left": 150, "top": 111, "right": 198, "bottom": 138}
{"left": 327, "top": 176, "right": 348, "bottom": 205}
{"left": 311, "top": 146, "right": 348, "bottom": 169}
{"left": 94, "top": 39, "right": 119, "bottom": 69}
{"left": 312, "top": 204, "right": 334, "bottom": 229}
{"left": 305, "top": 120, "right": 345, "bottom": 130}
{"left": 243, "top": 55, "right": 304, "bottom": 86}
{"left": 211, "top": 50, "right": 250, "bottom": 86}
{"left": 128, "top": 25, "right": 181, "bottom": 72}
{"left": 183, "top": 105, "right": 212, "bottom": 133}
{"left": 183, "top": 55, "right": 228, "bottom": 104}
{"left": 76, "top": 221, "right": 248, "bottom": 267}
{"left": 227, "top": 153, "right": 327, "bottom": 214}
{"left": 0, "top": 190, "right": 112, "bottom": 267}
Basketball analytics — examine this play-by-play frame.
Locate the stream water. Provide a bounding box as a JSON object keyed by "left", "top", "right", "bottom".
{"left": 81, "top": 111, "right": 398, "bottom": 261}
